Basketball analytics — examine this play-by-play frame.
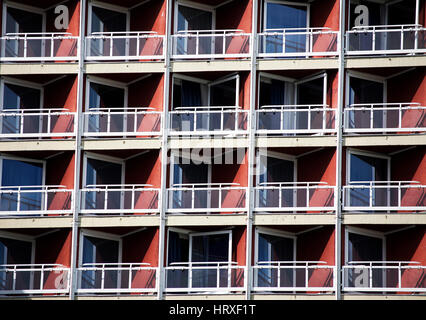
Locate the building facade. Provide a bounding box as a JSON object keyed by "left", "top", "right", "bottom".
{"left": 0, "top": 0, "right": 424, "bottom": 300}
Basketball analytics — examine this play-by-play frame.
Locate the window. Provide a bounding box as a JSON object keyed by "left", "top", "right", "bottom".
{"left": 255, "top": 229, "right": 295, "bottom": 288}
{"left": 166, "top": 229, "right": 232, "bottom": 289}
{"left": 347, "top": 150, "right": 390, "bottom": 208}
{"left": 0, "top": 157, "right": 45, "bottom": 212}
{"left": 0, "top": 78, "right": 43, "bottom": 135}
{"left": 79, "top": 231, "right": 122, "bottom": 290}
{"left": 83, "top": 153, "right": 124, "bottom": 210}
{"left": 2, "top": 3, "right": 45, "bottom": 58}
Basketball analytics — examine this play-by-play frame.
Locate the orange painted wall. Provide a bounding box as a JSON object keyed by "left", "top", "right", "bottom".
{"left": 46, "top": 0, "right": 80, "bottom": 35}
{"left": 46, "top": 152, "right": 75, "bottom": 189}
{"left": 298, "top": 149, "right": 336, "bottom": 185}
{"left": 128, "top": 74, "right": 164, "bottom": 112}
{"left": 311, "top": 0, "right": 340, "bottom": 30}
{"left": 232, "top": 227, "right": 246, "bottom": 287}
{"left": 216, "top": 0, "right": 252, "bottom": 32}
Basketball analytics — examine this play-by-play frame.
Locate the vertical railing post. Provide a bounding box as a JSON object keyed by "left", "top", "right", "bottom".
{"left": 12, "top": 266, "right": 17, "bottom": 291}
{"left": 369, "top": 263, "right": 373, "bottom": 289}
{"left": 40, "top": 265, "right": 45, "bottom": 291}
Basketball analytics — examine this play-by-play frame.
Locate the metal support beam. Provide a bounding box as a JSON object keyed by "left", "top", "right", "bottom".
{"left": 69, "top": 0, "right": 86, "bottom": 301}
{"left": 157, "top": 0, "right": 173, "bottom": 301}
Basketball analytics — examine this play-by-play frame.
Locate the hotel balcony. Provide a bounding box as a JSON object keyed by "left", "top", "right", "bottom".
{"left": 76, "top": 263, "right": 157, "bottom": 295}
{"left": 0, "top": 185, "right": 73, "bottom": 218}
{"left": 256, "top": 105, "right": 336, "bottom": 135}
{"left": 346, "top": 25, "right": 426, "bottom": 56}
{"left": 254, "top": 182, "right": 336, "bottom": 214}
{"left": 0, "top": 33, "right": 79, "bottom": 63}
{"left": 0, "top": 108, "right": 76, "bottom": 139}
{"left": 342, "top": 181, "right": 426, "bottom": 213}
{"left": 171, "top": 29, "right": 251, "bottom": 60}
{"left": 80, "top": 184, "right": 160, "bottom": 216}
{"left": 166, "top": 183, "right": 247, "bottom": 215}
{"left": 258, "top": 28, "right": 339, "bottom": 59}
{"left": 252, "top": 261, "right": 335, "bottom": 293}
{"left": 82, "top": 107, "right": 162, "bottom": 138}
{"left": 0, "top": 264, "right": 70, "bottom": 296}
{"left": 343, "top": 103, "right": 426, "bottom": 134}
{"left": 164, "top": 261, "right": 245, "bottom": 294}
{"left": 342, "top": 261, "right": 426, "bottom": 293}
{"left": 169, "top": 106, "right": 248, "bottom": 136}
{"left": 85, "top": 31, "right": 165, "bottom": 61}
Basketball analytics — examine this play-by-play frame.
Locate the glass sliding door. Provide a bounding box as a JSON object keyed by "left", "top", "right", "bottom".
{"left": 166, "top": 231, "right": 189, "bottom": 288}
{"left": 87, "top": 81, "right": 126, "bottom": 134}
{"left": 347, "top": 231, "right": 384, "bottom": 289}
{"left": 4, "top": 6, "right": 43, "bottom": 58}
{"left": 84, "top": 157, "right": 123, "bottom": 210}
{"left": 176, "top": 4, "right": 214, "bottom": 55}
{"left": 0, "top": 237, "right": 33, "bottom": 290}
{"left": 81, "top": 234, "right": 120, "bottom": 289}
{"left": 263, "top": 1, "right": 308, "bottom": 54}
{"left": 256, "top": 232, "right": 294, "bottom": 288}
{"left": 348, "top": 76, "right": 385, "bottom": 130}
{"left": 190, "top": 232, "right": 230, "bottom": 288}
{"left": 171, "top": 157, "right": 210, "bottom": 210}
{"left": 0, "top": 158, "right": 43, "bottom": 212}
{"left": 258, "top": 153, "right": 295, "bottom": 209}
{"left": 90, "top": 5, "right": 127, "bottom": 57}
{"left": 349, "top": 152, "right": 389, "bottom": 208}
{"left": 1, "top": 82, "right": 41, "bottom": 135}
{"left": 296, "top": 74, "right": 326, "bottom": 131}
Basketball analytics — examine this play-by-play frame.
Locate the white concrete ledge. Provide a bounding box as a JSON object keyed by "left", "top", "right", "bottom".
{"left": 342, "top": 294, "right": 426, "bottom": 300}
{"left": 346, "top": 55, "right": 426, "bottom": 69}
{"left": 256, "top": 136, "right": 337, "bottom": 148}
{"left": 85, "top": 62, "right": 165, "bottom": 74}
{"left": 171, "top": 60, "right": 251, "bottom": 72}
{"left": 252, "top": 294, "right": 335, "bottom": 300}
{"left": 0, "top": 140, "right": 75, "bottom": 152}
{"left": 166, "top": 215, "right": 247, "bottom": 226}
{"left": 253, "top": 214, "right": 336, "bottom": 225}
{"left": 79, "top": 216, "right": 160, "bottom": 227}
{"left": 0, "top": 63, "right": 78, "bottom": 75}
{"left": 343, "top": 135, "right": 426, "bottom": 146}
{"left": 0, "top": 217, "right": 73, "bottom": 229}
{"left": 343, "top": 214, "right": 426, "bottom": 225}
{"left": 82, "top": 138, "right": 162, "bottom": 150}
{"left": 258, "top": 58, "right": 339, "bottom": 71}
{"left": 168, "top": 137, "right": 249, "bottom": 149}
{"left": 164, "top": 294, "right": 245, "bottom": 300}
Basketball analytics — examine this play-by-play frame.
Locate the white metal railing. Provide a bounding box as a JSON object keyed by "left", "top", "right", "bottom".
{"left": 343, "top": 181, "right": 426, "bottom": 212}
{"left": 344, "top": 103, "right": 426, "bottom": 133}
{"left": 0, "top": 185, "right": 73, "bottom": 217}
{"left": 80, "top": 184, "right": 160, "bottom": 215}
{"left": 258, "top": 28, "right": 339, "bottom": 58}
{"left": 252, "top": 261, "right": 335, "bottom": 292}
{"left": 256, "top": 105, "right": 336, "bottom": 135}
{"left": 0, "top": 32, "right": 78, "bottom": 62}
{"left": 342, "top": 261, "right": 426, "bottom": 293}
{"left": 83, "top": 107, "right": 162, "bottom": 137}
{"left": 169, "top": 106, "right": 248, "bottom": 136}
{"left": 85, "top": 31, "right": 165, "bottom": 60}
{"left": 0, "top": 108, "right": 75, "bottom": 138}
{"left": 0, "top": 264, "right": 70, "bottom": 295}
{"left": 76, "top": 263, "right": 157, "bottom": 294}
{"left": 167, "top": 183, "right": 248, "bottom": 214}
{"left": 346, "top": 24, "right": 426, "bottom": 55}
{"left": 171, "top": 29, "right": 251, "bottom": 59}
{"left": 165, "top": 261, "right": 245, "bottom": 293}
{"left": 254, "top": 182, "right": 336, "bottom": 212}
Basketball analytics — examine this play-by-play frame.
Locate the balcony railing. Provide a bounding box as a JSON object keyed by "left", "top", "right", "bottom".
{"left": 167, "top": 183, "right": 248, "bottom": 214}
{"left": 169, "top": 106, "right": 248, "bottom": 136}
{"left": 0, "top": 108, "right": 75, "bottom": 138}
{"left": 252, "top": 261, "right": 335, "bottom": 292}
{"left": 258, "top": 28, "right": 339, "bottom": 58}
{"left": 165, "top": 261, "right": 245, "bottom": 293}
{"left": 76, "top": 263, "right": 157, "bottom": 294}
{"left": 171, "top": 29, "right": 251, "bottom": 59}
{"left": 342, "top": 261, "right": 426, "bottom": 293}
{"left": 256, "top": 105, "right": 336, "bottom": 135}
{"left": 0, "top": 264, "right": 70, "bottom": 295}
{"left": 0, "top": 33, "right": 78, "bottom": 62}
{"left": 80, "top": 184, "right": 160, "bottom": 215}
{"left": 83, "top": 107, "right": 162, "bottom": 137}
{"left": 0, "top": 185, "right": 73, "bottom": 217}
{"left": 346, "top": 24, "right": 426, "bottom": 55}
{"left": 254, "top": 182, "right": 336, "bottom": 213}
{"left": 85, "top": 31, "right": 165, "bottom": 61}
{"left": 344, "top": 103, "right": 426, "bottom": 133}
{"left": 343, "top": 181, "right": 426, "bottom": 212}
